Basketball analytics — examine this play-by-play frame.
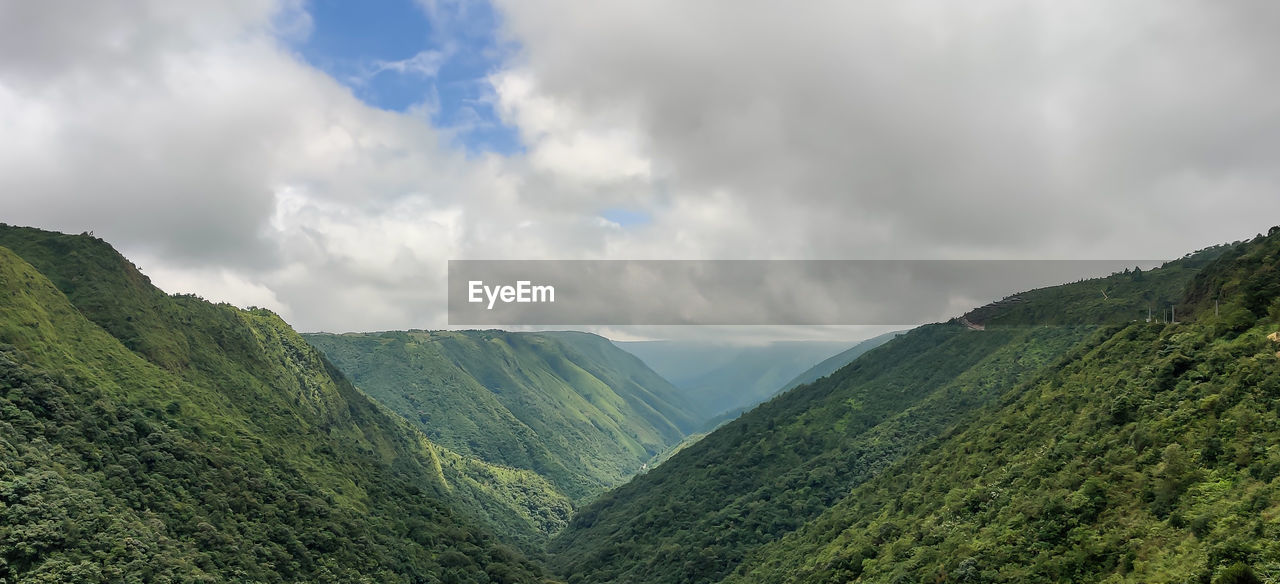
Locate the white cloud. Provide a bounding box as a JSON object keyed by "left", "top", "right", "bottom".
{"left": 2, "top": 0, "right": 1278, "bottom": 340}
{"left": 139, "top": 258, "right": 293, "bottom": 318}
{"left": 492, "top": 0, "right": 1280, "bottom": 259}
{"left": 373, "top": 49, "right": 450, "bottom": 78}
{"left": 493, "top": 70, "right": 651, "bottom": 184}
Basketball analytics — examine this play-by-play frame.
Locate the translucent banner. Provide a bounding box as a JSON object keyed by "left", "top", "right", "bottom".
{"left": 447, "top": 260, "right": 1164, "bottom": 325}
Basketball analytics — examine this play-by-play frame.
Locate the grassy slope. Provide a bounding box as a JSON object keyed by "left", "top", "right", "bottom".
{"left": 0, "top": 226, "right": 567, "bottom": 582}
{"left": 730, "top": 229, "right": 1280, "bottom": 583}
{"left": 304, "top": 329, "right": 697, "bottom": 501}
{"left": 549, "top": 246, "right": 1220, "bottom": 584}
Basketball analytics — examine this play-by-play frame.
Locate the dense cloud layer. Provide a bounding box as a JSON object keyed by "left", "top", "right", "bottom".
{"left": 495, "top": 0, "right": 1280, "bottom": 257}
{"left": 2, "top": 1, "right": 1277, "bottom": 339}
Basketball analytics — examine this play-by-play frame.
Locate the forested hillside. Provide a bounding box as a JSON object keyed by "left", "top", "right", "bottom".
{"left": 0, "top": 225, "right": 565, "bottom": 582}
{"left": 549, "top": 238, "right": 1242, "bottom": 584}
{"left": 5, "top": 220, "right": 1272, "bottom": 584}
{"left": 305, "top": 329, "right": 698, "bottom": 501}
{"left": 727, "top": 230, "right": 1280, "bottom": 583}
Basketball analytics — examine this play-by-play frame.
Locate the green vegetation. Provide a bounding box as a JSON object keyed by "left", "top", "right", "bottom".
{"left": 642, "top": 431, "right": 707, "bottom": 470}
{"left": 7, "top": 220, "right": 1279, "bottom": 584}
{"left": 961, "top": 247, "right": 1233, "bottom": 328}
{"left": 0, "top": 225, "right": 565, "bottom": 582}
{"left": 729, "top": 230, "right": 1280, "bottom": 583}
{"left": 551, "top": 323, "right": 1090, "bottom": 583}
{"left": 304, "top": 329, "right": 698, "bottom": 501}
{"left": 549, "top": 239, "right": 1250, "bottom": 584}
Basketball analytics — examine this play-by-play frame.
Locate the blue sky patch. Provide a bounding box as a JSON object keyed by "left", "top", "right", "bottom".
{"left": 600, "top": 208, "right": 653, "bottom": 228}
{"left": 292, "top": 0, "right": 523, "bottom": 155}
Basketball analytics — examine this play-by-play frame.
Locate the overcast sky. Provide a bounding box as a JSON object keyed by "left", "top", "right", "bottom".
{"left": 2, "top": 1, "right": 1278, "bottom": 341}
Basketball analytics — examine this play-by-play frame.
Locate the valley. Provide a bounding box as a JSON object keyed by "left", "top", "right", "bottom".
{"left": 2, "top": 223, "right": 1278, "bottom": 583}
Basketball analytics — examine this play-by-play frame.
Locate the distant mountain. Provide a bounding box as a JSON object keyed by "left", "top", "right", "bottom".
{"left": 304, "top": 329, "right": 699, "bottom": 501}
{"left": 776, "top": 330, "right": 907, "bottom": 393}
{"left": 615, "top": 340, "right": 852, "bottom": 420}
{"left": 0, "top": 225, "right": 563, "bottom": 582}
{"left": 686, "top": 332, "right": 905, "bottom": 434}
{"left": 550, "top": 237, "right": 1238, "bottom": 584}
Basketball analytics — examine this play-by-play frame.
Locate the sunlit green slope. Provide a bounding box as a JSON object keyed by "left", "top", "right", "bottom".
{"left": 304, "top": 329, "right": 699, "bottom": 501}
{"left": 0, "top": 225, "right": 567, "bottom": 582}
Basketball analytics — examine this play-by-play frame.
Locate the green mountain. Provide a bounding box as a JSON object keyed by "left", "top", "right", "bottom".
{"left": 724, "top": 235, "right": 1280, "bottom": 582}
{"left": 0, "top": 225, "right": 568, "bottom": 582}
{"left": 10, "top": 219, "right": 1272, "bottom": 584}
{"left": 548, "top": 239, "right": 1239, "bottom": 584}
{"left": 615, "top": 340, "right": 852, "bottom": 421}
{"left": 303, "top": 329, "right": 699, "bottom": 501}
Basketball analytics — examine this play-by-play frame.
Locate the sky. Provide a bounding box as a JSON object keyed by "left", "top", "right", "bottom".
{"left": 1, "top": 0, "right": 1279, "bottom": 342}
